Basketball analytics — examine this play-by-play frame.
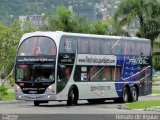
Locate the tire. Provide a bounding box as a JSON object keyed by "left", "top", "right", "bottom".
{"left": 67, "top": 89, "right": 78, "bottom": 106}
{"left": 131, "top": 87, "right": 138, "bottom": 102}
{"left": 34, "top": 101, "right": 40, "bottom": 106}
{"left": 122, "top": 87, "right": 129, "bottom": 103}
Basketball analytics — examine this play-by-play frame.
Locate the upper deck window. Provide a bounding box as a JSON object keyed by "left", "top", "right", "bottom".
{"left": 18, "top": 37, "right": 56, "bottom": 56}
{"left": 59, "top": 36, "right": 76, "bottom": 53}
{"left": 100, "top": 39, "right": 111, "bottom": 54}
{"left": 126, "top": 40, "right": 136, "bottom": 55}
{"left": 78, "top": 37, "right": 89, "bottom": 54}
{"left": 111, "top": 39, "right": 122, "bottom": 55}
{"left": 89, "top": 38, "right": 100, "bottom": 54}
{"left": 145, "top": 42, "right": 151, "bottom": 56}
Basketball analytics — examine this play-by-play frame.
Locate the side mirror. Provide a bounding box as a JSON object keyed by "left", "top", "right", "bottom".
{"left": 58, "top": 65, "right": 66, "bottom": 79}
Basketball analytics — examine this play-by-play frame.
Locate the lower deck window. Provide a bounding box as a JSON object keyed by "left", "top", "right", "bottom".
{"left": 74, "top": 66, "right": 121, "bottom": 82}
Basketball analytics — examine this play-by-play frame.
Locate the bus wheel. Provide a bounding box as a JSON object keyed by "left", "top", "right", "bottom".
{"left": 131, "top": 87, "right": 138, "bottom": 102}
{"left": 67, "top": 89, "right": 77, "bottom": 106}
{"left": 122, "top": 87, "right": 129, "bottom": 103}
{"left": 34, "top": 101, "right": 40, "bottom": 106}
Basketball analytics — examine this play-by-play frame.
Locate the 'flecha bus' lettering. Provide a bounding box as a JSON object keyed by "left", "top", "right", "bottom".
{"left": 14, "top": 31, "right": 152, "bottom": 106}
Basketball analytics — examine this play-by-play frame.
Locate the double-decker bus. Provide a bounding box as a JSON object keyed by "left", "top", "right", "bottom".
{"left": 14, "top": 31, "right": 152, "bottom": 106}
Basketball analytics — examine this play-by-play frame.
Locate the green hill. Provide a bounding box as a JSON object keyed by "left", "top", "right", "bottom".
{"left": 0, "top": 0, "right": 61, "bottom": 23}
{"left": 0, "top": 0, "right": 99, "bottom": 24}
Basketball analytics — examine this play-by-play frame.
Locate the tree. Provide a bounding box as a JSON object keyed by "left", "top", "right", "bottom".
{"left": 41, "top": 6, "right": 91, "bottom": 33}
{"left": 152, "top": 55, "right": 160, "bottom": 71}
{"left": 105, "top": 19, "right": 130, "bottom": 36}
{"left": 42, "top": 6, "right": 130, "bottom": 36}
{"left": 89, "top": 20, "right": 107, "bottom": 35}
{"left": 42, "top": 6, "right": 75, "bottom": 31}
{"left": 114, "top": 0, "right": 160, "bottom": 45}
{"left": 0, "top": 20, "right": 35, "bottom": 86}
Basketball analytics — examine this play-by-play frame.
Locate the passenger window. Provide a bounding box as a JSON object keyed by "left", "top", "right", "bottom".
{"left": 114, "top": 66, "right": 121, "bottom": 81}
{"left": 131, "top": 41, "right": 136, "bottom": 55}
{"left": 101, "top": 39, "right": 111, "bottom": 54}
{"left": 140, "top": 42, "right": 144, "bottom": 56}
{"left": 101, "top": 67, "right": 111, "bottom": 81}
{"left": 89, "top": 39, "right": 100, "bottom": 54}
{"left": 60, "top": 36, "right": 76, "bottom": 53}
{"left": 57, "top": 65, "right": 73, "bottom": 93}
{"left": 141, "top": 42, "right": 149, "bottom": 56}
{"left": 126, "top": 41, "right": 135, "bottom": 55}
{"left": 74, "top": 66, "right": 121, "bottom": 82}
{"left": 89, "top": 67, "right": 101, "bottom": 81}
{"left": 78, "top": 38, "right": 89, "bottom": 54}
{"left": 135, "top": 42, "right": 141, "bottom": 55}
{"left": 126, "top": 41, "right": 131, "bottom": 55}
{"left": 121, "top": 40, "right": 125, "bottom": 55}
{"left": 146, "top": 42, "right": 151, "bottom": 56}
{"left": 111, "top": 39, "right": 121, "bottom": 55}
{"left": 74, "top": 66, "right": 89, "bottom": 82}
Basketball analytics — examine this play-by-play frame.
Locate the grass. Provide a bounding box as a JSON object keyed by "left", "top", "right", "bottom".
{"left": 154, "top": 108, "right": 160, "bottom": 110}
{"left": 125, "top": 88, "right": 160, "bottom": 110}
{"left": 152, "top": 77, "right": 160, "bottom": 81}
{"left": 125, "top": 101, "right": 160, "bottom": 109}
{"left": 155, "top": 108, "right": 160, "bottom": 111}
{"left": 0, "top": 84, "right": 14, "bottom": 101}
{"left": 152, "top": 77, "right": 160, "bottom": 85}
{"left": 1, "top": 92, "right": 15, "bottom": 101}
{"left": 4, "top": 85, "right": 14, "bottom": 89}
{"left": 152, "top": 89, "right": 160, "bottom": 94}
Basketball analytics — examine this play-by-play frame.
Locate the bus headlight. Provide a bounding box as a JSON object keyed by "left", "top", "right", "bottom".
{"left": 15, "top": 84, "right": 23, "bottom": 94}
{"left": 45, "top": 84, "right": 55, "bottom": 94}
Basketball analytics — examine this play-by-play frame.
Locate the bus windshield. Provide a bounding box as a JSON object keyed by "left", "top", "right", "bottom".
{"left": 16, "top": 36, "right": 56, "bottom": 82}
{"left": 18, "top": 36, "right": 56, "bottom": 56}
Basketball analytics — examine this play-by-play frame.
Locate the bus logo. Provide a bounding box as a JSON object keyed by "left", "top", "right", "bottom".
{"left": 65, "top": 40, "right": 72, "bottom": 52}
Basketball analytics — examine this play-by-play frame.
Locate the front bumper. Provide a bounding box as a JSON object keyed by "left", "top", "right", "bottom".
{"left": 15, "top": 93, "right": 56, "bottom": 101}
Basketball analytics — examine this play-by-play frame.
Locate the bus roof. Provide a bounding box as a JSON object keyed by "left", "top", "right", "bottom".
{"left": 20, "top": 31, "right": 150, "bottom": 44}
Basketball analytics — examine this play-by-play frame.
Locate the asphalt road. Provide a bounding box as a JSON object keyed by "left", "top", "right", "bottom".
{"left": 0, "top": 98, "right": 159, "bottom": 114}
{"left": 153, "top": 85, "right": 160, "bottom": 90}
{"left": 0, "top": 85, "right": 159, "bottom": 120}
{"left": 1, "top": 114, "right": 144, "bottom": 120}
{"left": 0, "top": 95, "right": 160, "bottom": 120}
